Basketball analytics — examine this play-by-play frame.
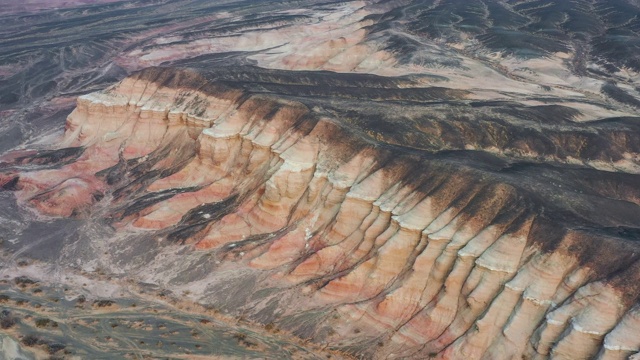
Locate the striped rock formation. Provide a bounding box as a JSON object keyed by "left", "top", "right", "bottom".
{"left": 2, "top": 67, "right": 639, "bottom": 359}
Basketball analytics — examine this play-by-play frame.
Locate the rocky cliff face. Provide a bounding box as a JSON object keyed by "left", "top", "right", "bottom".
{"left": 2, "top": 67, "right": 639, "bottom": 359}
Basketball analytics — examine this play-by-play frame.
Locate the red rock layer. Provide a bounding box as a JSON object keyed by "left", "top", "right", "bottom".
{"left": 2, "top": 69, "right": 640, "bottom": 359}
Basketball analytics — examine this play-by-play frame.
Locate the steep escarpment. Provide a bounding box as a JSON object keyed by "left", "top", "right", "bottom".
{"left": 2, "top": 67, "right": 640, "bottom": 359}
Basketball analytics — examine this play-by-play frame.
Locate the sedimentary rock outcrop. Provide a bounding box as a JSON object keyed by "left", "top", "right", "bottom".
{"left": 2, "top": 0, "right": 640, "bottom": 358}
{"left": 2, "top": 67, "right": 639, "bottom": 359}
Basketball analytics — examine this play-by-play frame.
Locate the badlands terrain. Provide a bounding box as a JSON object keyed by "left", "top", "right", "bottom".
{"left": 0, "top": 0, "right": 640, "bottom": 359}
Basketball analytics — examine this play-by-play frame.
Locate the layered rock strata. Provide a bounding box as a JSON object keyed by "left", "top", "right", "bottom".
{"left": 2, "top": 68, "right": 640, "bottom": 360}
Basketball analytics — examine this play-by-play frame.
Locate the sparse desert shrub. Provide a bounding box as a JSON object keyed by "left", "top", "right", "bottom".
{"left": 21, "top": 334, "right": 66, "bottom": 355}
{"left": 46, "top": 343, "right": 66, "bottom": 354}
{"left": 0, "top": 317, "right": 16, "bottom": 329}
{"left": 93, "top": 299, "right": 115, "bottom": 307}
{"left": 0, "top": 310, "right": 17, "bottom": 329}
{"left": 35, "top": 318, "right": 58, "bottom": 328}
{"left": 14, "top": 276, "right": 37, "bottom": 287}
{"left": 232, "top": 332, "right": 257, "bottom": 348}
{"left": 22, "top": 334, "right": 41, "bottom": 347}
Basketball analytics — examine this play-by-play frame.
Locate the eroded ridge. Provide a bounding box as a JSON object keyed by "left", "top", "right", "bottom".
{"left": 2, "top": 68, "right": 640, "bottom": 359}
